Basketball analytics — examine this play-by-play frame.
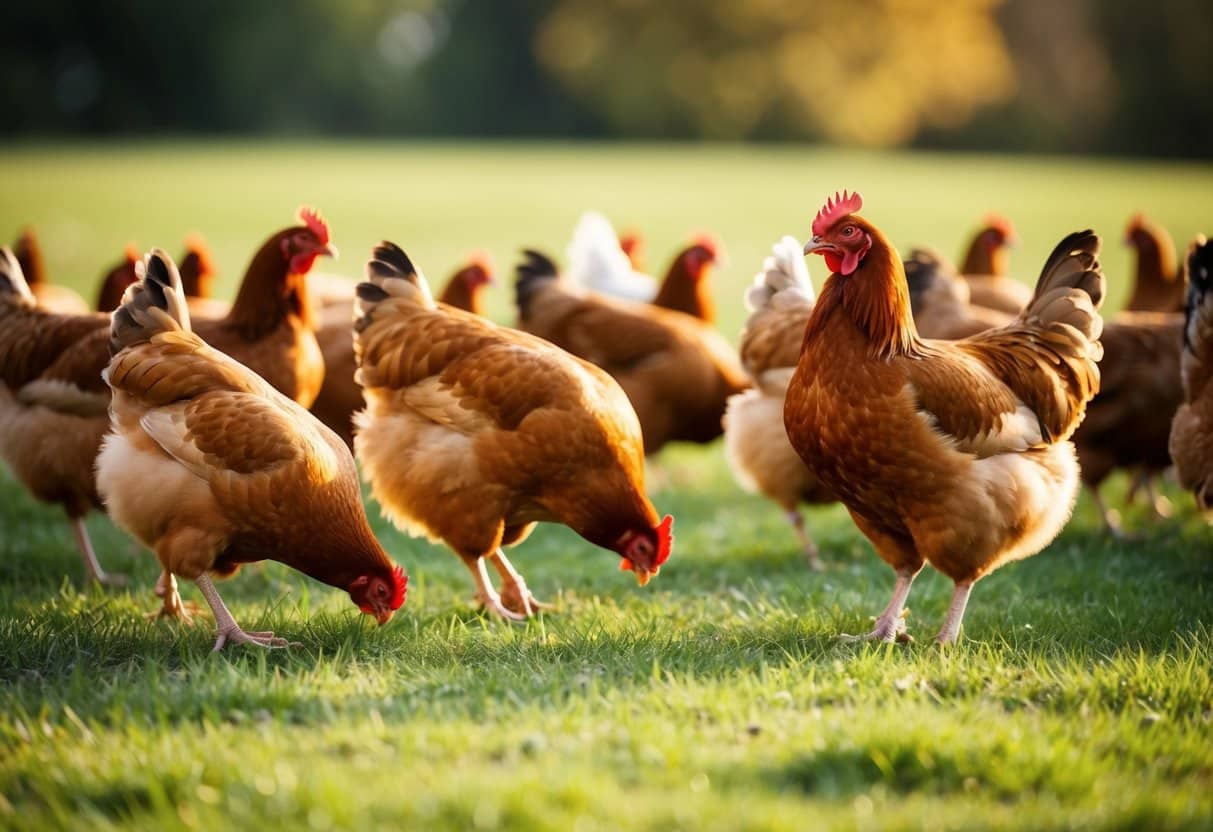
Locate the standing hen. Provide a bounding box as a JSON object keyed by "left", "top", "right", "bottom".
{"left": 0, "top": 249, "right": 124, "bottom": 585}
{"left": 723, "top": 236, "right": 835, "bottom": 568}
{"left": 787, "top": 192, "right": 1105, "bottom": 644}
{"left": 97, "top": 249, "right": 406, "bottom": 645}
{"left": 958, "top": 214, "right": 1032, "bottom": 314}
{"left": 1170, "top": 237, "right": 1213, "bottom": 514}
{"left": 188, "top": 207, "right": 334, "bottom": 407}
{"left": 1124, "top": 214, "right": 1185, "bottom": 313}
{"left": 13, "top": 227, "right": 91, "bottom": 315}
{"left": 353, "top": 242, "right": 673, "bottom": 619}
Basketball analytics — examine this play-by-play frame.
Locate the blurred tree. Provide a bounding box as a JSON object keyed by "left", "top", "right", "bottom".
{"left": 534, "top": 0, "right": 1017, "bottom": 145}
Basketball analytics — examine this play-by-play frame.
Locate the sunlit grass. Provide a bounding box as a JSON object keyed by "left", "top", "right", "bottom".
{"left": 0, "top": 142, "right": 1210, "bottom": 830}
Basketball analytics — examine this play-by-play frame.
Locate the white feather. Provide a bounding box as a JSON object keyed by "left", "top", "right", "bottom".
{"left": 744, "top": 235, "right": 815, "bottom": 312}
{"left": 566, "top": 212, "right": 655, "bottom": 301}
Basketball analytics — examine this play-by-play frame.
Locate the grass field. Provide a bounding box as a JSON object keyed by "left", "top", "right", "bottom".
{"left": 0, "top": 141, "right": 1211, "bottom": 830}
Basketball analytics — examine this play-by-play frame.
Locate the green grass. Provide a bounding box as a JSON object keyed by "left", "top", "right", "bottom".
{"left": 0, "top": 141, "right": 1211, "bottom": 831}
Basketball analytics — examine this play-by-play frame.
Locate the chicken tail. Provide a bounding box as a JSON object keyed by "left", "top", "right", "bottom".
{"left": 109, "top": 248, "right": 193, "bottom": 357}
{"left": 0, "top": 246, "right": 35, "bottom": 306}
{"left": 514, "top": 249, "right": 560, "bottom": 322}
{"left": 744, "top": 236, "right": 815, "bottom": 312}
{"left": 354, "top": 242, "right": 435, "bottom": 326}
{"left": 1181, "top": 235, "right": 1213, "bottom": 394}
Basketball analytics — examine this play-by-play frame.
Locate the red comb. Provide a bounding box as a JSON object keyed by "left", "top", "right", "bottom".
{"left": 123, "top": 243, "right": 139, "bottom": 263}
{"left": 297, "top": 205, "right": 330, "bottom": 245}
{"left": 655, "top": 514, "right": 674, "bottom": 567}
{"left": 812, "top": 191, "right": 863, "bottom": 237}
{"left": 690, "top": 232, "right": 723, "bottom": 261}
{"left": 982, "top": 213, "right": 1015, "bottom": 239}
{"left": 465, "top": 249, "right": 495, "bottom": 277}
{"left": 619, "top": 231, "right": 643, "bottom": 255}
{"left": 1125, "top": 213, "right": 1146, "bottom": 235}
{"left": 390, "top": 564, "right": 408, "bottom": 610}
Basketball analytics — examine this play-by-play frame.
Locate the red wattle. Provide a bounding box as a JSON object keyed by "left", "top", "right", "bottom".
{"left": 823, "top": 252, "right": 843, "bottom": 274}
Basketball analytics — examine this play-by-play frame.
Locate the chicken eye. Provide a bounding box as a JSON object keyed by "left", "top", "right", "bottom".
{"left": 841, "top": 226, "right": 856, "bottom": 238}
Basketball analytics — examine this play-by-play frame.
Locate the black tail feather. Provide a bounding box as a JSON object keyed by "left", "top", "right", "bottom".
{"left": 1184, "top": 235, "right": 1212, "bottom": 351}
{"left": 514, "top": 248, "right": 559, "bottom": 320}
{"left": 109, "top": 248, "right": 190, "bottom": 357}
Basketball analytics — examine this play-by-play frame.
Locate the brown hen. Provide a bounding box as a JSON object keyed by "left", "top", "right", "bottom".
{"left": 97, "top": 249, "right": 406, "bottom": 647}
{"left": 788, "top": 192, "right": 1104, "bottom": 644}
{"left": 353, "top": 242, "right": 673, "bottom": 619}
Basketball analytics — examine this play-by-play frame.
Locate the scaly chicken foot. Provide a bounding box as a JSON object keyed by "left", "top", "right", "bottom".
{"left": 71, "top": 517, "right": 127, "bottom": 588}
{"left": 465, "top": 557, "right": 528, "bottom": 622}
{"left": 787, "top": 510, "right": 824, "bottom": 572}
{"left": 194, "top": 573, "right": 295, "bottom": 651}
{"left": 839, "top": 568, "right": 917, "bottom": 643}
{"left": 935, "top": 581, "right": 974, "bottom": 645}
{"left": 489, "top": 549, "right": 553, "bottom": 616}
{"left": 143, "top": 570, "right": 203, "bottom": 622}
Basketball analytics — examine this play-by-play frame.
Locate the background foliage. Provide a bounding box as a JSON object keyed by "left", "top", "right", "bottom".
{"left": 2, "top": 0, "right": 1210, "bottom": 156}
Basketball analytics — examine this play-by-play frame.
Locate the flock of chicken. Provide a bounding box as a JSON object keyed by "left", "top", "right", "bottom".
{"left": 0, "top": 193, "right": 1209, "bottom": 649}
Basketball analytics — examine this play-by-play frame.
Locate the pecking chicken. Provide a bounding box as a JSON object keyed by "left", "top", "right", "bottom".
{"left": 723, "top": 236, "right": 836, "bottom": 569}
{"left": 1124, "top": 214, "right": 1185, "bottom": 313}
{"left": 1072, "top": 309, "right": 1184, "bottom": 535}
{"left": 0, "top": 248, "right": 124, "bottom": 585}
{"left": 187, "top": 208, "right": 333, "bottom": 407}
{"left": 1170, "top": 237, "right": 1213, "bottom": 514}
{"left": 905, "top": 247, "right": 1013, "bottom": 340}
{"left": 97, "top": 249, "right": 406, "bottom": 647}
{"left": 957, "top": 214, "right": 1033, "bottom": 315}
{"left": 13, "top": 227, "right": 91, "bottom": 315}
{"left": 311, "top": 253, "right": 494, "bottom": 447}
{"left": 788, "top": 191, "right": 1105, "bottom": 644}
{"left": 515, "top": 249, "right": 748, "bottom": 455}
{"left": 353, "top": 242, "right": 673, "bottom": 619}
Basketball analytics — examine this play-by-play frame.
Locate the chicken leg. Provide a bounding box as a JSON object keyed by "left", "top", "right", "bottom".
{"left": 839, "top": 568, "right": 916, "bottom": 643}
{"left": 143, "top": 569, "right": 202, "bottom": 622}
{"left": 935, "top": 581, "right": 974, "bottom": 644}
{"left": 71, "top": 517, "right": 127, "bottom": 588}
{"left": 464, "top": 557, "right": 527, "bottom": 622}
{"left": 195, "top": 573, "right": 293, "bottom": 650}
{"left": 786, "top": 510, "right": 824, "bottom": 571}
{"left": 1088, "top": 487, "right": 1132, "bottom": 539}
{"left": 489, "top": 549, "right": 552, "bottom": 616}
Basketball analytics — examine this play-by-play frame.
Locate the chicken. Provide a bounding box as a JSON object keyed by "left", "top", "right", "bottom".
{"left": 904, "top": 248, "right": 1013, "bottom": 339}
{"left": 958, "top": 214, "right": 1033, "bottom": 314}
{"left": 0, "top": 248, "right": 124, "bottom": 586}
{"left": 178, "top": 234, "right": 231, "bottom": 318}
{"left": 723, "top": 236, "right": 835, "bottom": 569}
{"left": 13, "top": 227, "right": 91, "bottom": 315}
{"left": 95, "top": 246, "right": 141, "bottom": 313}
{"left": 96, "top": 249, "right": 406, "bottom": 647}
{"left": 1072, "top": 310, "right": 1184, "bottom": 535}
{"left": 567, "top": 212, "right": 657, "bottom": 302}
{"left": 1170, "top": 236, "right": 1213, "bottom": 514}
{"left": 187, "top": 208, "right": 333, "bottom": 407}
{"left": 353, "top": 242, "right": 673, "bottom": 619}
{"left": 1124, "top": 214, "right": 1185, "bottom": 313}
{"left": 310, "top": 254, "right": 494, "bottom": 447}
{"left": 650, "top": 235, "right": 723, "bottom": 324}
{"left": 788, "top": 191, "right": 1104, "bottom": 644}
{"left": 515, "top": 250, "right": 748, "bottom": 455}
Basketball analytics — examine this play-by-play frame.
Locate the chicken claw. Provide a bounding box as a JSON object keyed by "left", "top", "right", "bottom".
{"left": 144, "top": 570, "right": 203, "bottom": 622}
{"left": 194, "top": 573, "right": 297, "bottom": 651}
{"left": 490, "top": 550, "right": 552, "bottom": 617}
{"left": 838, "top": 569, "right": 917, "bottom": 644}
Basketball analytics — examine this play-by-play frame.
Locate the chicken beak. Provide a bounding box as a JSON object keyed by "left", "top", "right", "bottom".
{"left": 803, "top": 237, "right": 827, "bottom": 255}
{"left": 320, "top": 242, "right": 339, "bottom": 260}
{"left": 619, "top": 558, "right": 658, "bottom": 587}
{"left": 374, "top": 608, "right": 394, "bottom": 626}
